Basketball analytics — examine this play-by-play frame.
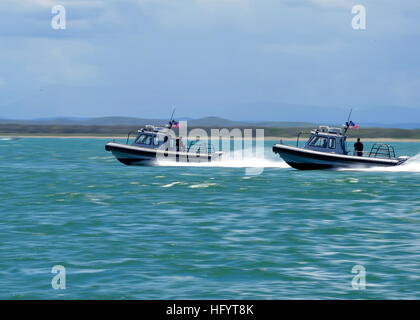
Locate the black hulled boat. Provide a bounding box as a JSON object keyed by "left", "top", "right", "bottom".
{"left": 273, "top": 125, "right": 409, "bottom": 170}
{"left": 106, "top": 124, "right": 222, "bottom": 166}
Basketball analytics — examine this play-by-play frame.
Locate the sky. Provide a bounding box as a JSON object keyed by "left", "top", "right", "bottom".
{"left": 0, "top": 0, "right": 420, "bottom": 123}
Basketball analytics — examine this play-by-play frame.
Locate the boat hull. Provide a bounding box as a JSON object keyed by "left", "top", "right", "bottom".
{"left": 105, "top": 142, "right": 222, "bottom": 166}
{"left": 272, "top": 144, "right": 406, "bottom": 170}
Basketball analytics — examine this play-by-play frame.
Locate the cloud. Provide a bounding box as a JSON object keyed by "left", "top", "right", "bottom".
{"left": 132, "top": 0, "right": 254, "bottom": 30}
{"left": 0, "top": 37, "right": 102, "bottom": 87}
{"left": 0, "top": 0, "right": 420, "bottom": 119}
{"left": 306, "top": 0, "right": 356, "bottom": 9}
{"left": 14, "top": 0, "right": 56, "bottom": 7}
{"left": 14, "top": 0, "right": 104, "bottom": 8}
{"left": 260, "top": 41, "right": 346, "bottom": 54}
{"left": 285, "top": 0, "right": 357, "bottom": 10}
{"left": 31, "top": 40, "right": 101, "bottom": 85}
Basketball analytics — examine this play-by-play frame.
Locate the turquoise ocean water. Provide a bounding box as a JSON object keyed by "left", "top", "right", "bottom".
{"left": 0, "top": 138, "right": 419, "bottom": 299}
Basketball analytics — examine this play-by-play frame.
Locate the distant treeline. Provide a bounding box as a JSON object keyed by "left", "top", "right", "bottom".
{"left": 1, "top": 124, "right": 420, "bottom": 139}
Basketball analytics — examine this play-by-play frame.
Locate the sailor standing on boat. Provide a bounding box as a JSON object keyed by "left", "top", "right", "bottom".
{"left": 176, "top": 138, "right": 186, "bottom": 152}
{"left": 354, "top": 138, "right": 364, "bottom": 156}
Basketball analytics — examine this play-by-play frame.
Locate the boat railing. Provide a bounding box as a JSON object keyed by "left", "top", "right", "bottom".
{"left": 296, "top": 131, "right": 313, "bottom": 147}
{"left": 187, "top": 140, "right": 216, "bottom": 155}
{"left": 296, "top": 131, "right": 304, "bottom": 147}
{"left": 349, "top": 143, "right": 396, "bottom": 159}
{"left": 368, "top": 143, "right": 396, "bottom": 159}
{"left": 126, "top": 131, "right": 136, "bottom": 144}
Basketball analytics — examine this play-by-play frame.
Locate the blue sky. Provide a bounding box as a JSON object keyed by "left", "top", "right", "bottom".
{"left": 1, "top": 0, "right": 420, "bottom": 123}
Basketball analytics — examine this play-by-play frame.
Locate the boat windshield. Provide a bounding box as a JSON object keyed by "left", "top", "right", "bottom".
{"left": 135, "top": 134, "right": 155, "bottom": 145}
{"left": 309, "top": 136, "right": 328, "bottom": 148}
{"left": 153, "top": 136, "right": 159, "bottom": 146}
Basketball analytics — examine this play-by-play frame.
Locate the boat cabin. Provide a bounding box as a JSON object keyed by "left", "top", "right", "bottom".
{"left": 304, "top": 126, "right": 347, "bottom": 155}
{"left": 126, "top": 124, "right": 215, "bottom": 155}
{"left": 131, "top": 126, "right": 168, "bottom": 148}
{"left": 131, "top": 125, "right": 186, "bottom": 151}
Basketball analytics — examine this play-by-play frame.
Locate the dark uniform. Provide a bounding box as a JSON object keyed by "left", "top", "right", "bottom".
{"left": 175, "top": 138, "right": 186, "bottom": 152}
{"left": 354, "top": 139, "right": 363, "bottom": 156}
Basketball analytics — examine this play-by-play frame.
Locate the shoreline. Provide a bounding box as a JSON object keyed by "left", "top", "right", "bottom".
{"left": 2, "top": 135, "right": 420, "bottom": 142}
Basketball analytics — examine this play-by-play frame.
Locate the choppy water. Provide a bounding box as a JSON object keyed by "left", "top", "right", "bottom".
{"left": 0, "top": 138, "right": 419, "bottom": 299}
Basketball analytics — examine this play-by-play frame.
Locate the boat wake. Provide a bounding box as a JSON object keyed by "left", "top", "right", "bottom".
{"left": 156, "top": 152, "right": 420, "bottom": 173}
{"left": 338, "top": 153, "right": 420, "bottom": 173}
{"left": 156, "top": 149, "right": 289, "bottom": 170}
{"left": 157, "top": 157, "right": 289, "bottom": 169}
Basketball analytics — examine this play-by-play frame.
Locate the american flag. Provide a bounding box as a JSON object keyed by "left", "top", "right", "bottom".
{"left": 349, "top": 121, "right": 359, "bottom": 130}
{"left": 169, "top": 120, "right": 180, "bottom": 128}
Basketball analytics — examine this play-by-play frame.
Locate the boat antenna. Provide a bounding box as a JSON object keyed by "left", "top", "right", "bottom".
{"left": 344, "top": 108, "right": 353, "bottom": 133}
{"left": 170, "top": 108, "right": 176, "bottom": 122}
{"left": 168, "top": 108, "right": 176, "bottom": 128}
{"left": 347, "top": 108, "right": 353, "bottom": 124}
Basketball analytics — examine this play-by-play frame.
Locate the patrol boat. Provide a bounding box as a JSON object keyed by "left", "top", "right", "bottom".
{"left": 272, "top": 124, "right": 409, "bottom": 170}
{"left": 105, "top": 124, "right": 222, "bottom": 166}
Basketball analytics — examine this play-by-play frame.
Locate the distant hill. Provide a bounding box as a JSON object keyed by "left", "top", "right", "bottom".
{"left": 0, "top": 116, "right": 316, "bottom": 128}
{"left": 0, "top": 116, "right": 419, "bottom": 129}
{"left": 188, "top": 116, "right": 245, "bottom": 127}
{"left": 358, "top": 122, "right": 420, "bottom": 129}
{"left": 83, "top": 117, "right": 165, "bottom": 126}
